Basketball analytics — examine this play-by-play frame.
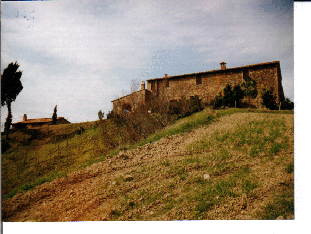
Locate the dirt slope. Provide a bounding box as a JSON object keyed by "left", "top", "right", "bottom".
{"left": 2, "top": 112, "right": 294, "bottom": 221}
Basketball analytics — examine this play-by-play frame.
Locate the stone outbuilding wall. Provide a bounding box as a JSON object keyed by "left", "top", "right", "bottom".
{"left": 112, "top": 86, "right": 152, "bottom": 114}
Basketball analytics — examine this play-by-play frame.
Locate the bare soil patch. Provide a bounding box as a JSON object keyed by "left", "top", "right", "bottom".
{"left": 2, "top": 112, "right": 294, "bottom": 221}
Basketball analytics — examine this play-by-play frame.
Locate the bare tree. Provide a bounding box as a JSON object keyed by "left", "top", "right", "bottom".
{"left": 119, "top": 79, "right": 141, "bottom": 98}
{"left": 122, "top": 89, "right": 129, "bottom": 97}
{"left": 130, "top": 79, "right": 141, "bottom": 93}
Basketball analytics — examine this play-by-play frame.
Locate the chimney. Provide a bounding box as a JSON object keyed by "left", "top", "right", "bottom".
{"left": 165, "top": 74, "right": 168, "bottom": 78}
{"left": 220, "top": 62, "right": 226, "bottom": 70}
{"left": 23, "top": 114, "right": 27, "bottom": 122}
{"left": 141, "top": 81, "right": 145, "bottom": 90}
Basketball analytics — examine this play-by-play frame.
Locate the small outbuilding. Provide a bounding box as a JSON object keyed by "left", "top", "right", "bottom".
{"left": 12, "top": 114, "right": 70, "bottom": 129}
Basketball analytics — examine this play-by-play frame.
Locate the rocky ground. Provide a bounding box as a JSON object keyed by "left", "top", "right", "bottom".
{"left": 2, "top": 112, "right": 294, "bottom": 221}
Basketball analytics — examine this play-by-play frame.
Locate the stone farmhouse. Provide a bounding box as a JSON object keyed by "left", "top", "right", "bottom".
{"left": 112, "top": 61, "right": 285, "bottom": 114}
{"left": 12, "top": 114, "right": 70, "bottom": 129}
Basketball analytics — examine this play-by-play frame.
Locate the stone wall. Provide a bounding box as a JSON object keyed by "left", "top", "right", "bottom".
{"left": 112, "top": 89, "right": 152, "bottom": 114}
{"left": 113, "top": 61, "right": 285, "bottom": 113}
{"left": 247, "top": 63, "right": 284, "bottom": 106}
{"left": 147, "top": 71, "right": 242, "bottom": 104}
{"left": 146, "top": 62, "right": 284, "bottom": 108}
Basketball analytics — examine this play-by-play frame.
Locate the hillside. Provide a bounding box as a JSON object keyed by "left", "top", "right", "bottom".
{"left": 2, "top": 110, "right": 294, "bottom": 221}
{"left": 1, "top": 121, "right": 107, "bottom": 199}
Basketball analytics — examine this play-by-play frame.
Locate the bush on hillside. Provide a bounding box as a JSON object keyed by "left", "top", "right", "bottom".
{"left": 102, "top": 101, "right": 172, "bottom": 147}
{"left": 98, "top": 110, "right": 104, "bottom": 120}
{"left": 168, "top": 95, "right": 203, "bottom": 119}
{"left": 211, "top": 84, "right": 245, "bottom": 109}
{"left": 168, "top": 98, "right": 186, "bottom": 116}
{"left": 211, "top": 92, "right": 224, "bottom": 109}
{"left": 222, "top": 84, "right": 234, "bottom": 107}
{"left": 280, "top": 97, "right": 294, "bottom": 110}
{"left": 102, "top": 95, "right": 204, "bottom": 149}
{"left": 241, "top": 76, "right": 258, "bottom": 108}
{"left": 261, "top": 87, "right": 278, "bottom": 110}
{"left": 232, "top": 85, "right": 245, "bottom": 107}
{"left": 106, "top": 110, "right": 122, "bottom": 120}
{"left": 189, "top": 95, "right": 204, "bottom": 113}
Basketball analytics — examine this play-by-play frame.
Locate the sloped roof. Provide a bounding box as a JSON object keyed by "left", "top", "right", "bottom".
{"left": 13, "top": 117, "right": 68, "bottom": 125}
{"left": 111, "top": 89, "right": 151, "bottom": 102}
{"left": 146, "top": 61, "right": 280, "bottom": 81}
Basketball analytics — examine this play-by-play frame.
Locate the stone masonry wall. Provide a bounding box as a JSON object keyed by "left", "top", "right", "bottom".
{"left": 114, "top": 62, "right": 285, "bottom": 113}
{"left": 146, "top": 62, "right": 284, "bottom": 108}
{"left": 149, "top": 70, "right": 243, "bottom": 104}
{"left": 112, "top": 90, "right": 151, "bottom": 113}
{"left": 247, "top": 64, "right": 284, "bottom": 106}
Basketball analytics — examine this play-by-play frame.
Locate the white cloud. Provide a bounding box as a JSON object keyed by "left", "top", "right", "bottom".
{"left": 1, "top": 0, "right": 294, "bottom": 128}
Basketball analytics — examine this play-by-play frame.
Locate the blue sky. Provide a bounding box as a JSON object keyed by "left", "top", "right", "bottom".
{"left": 1, "top": 0, "right": 294, "bottom": 127}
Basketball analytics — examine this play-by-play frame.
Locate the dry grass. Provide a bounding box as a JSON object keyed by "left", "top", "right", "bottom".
{"left": 2, "top": 111, "right": 294, "bottom": 221}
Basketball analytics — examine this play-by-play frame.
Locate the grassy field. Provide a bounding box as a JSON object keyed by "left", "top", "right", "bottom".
{"left": 98, "top": 112, "right": 294, "bottom": 220}
{"left": 3, "top": 109, "right": 222, "bottom": 199}
{"left": 2, "top": 108, "right": 294, "bottom": 220}
{"left": 1, "top": 121, "right": 108, "bottom": 199}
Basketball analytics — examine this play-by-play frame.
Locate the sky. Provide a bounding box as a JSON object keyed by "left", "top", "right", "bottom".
{"left": 1, "top": 0, "right": 294, "bottom": 128}
{"left": 3, "top": 2, "right": 311, "bottom": 232}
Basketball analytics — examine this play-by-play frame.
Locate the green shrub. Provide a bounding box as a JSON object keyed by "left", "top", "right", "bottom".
{"left": 280, "top": 98, "right": 294, "bottom": 110}
{"left": 261, "top": 87, "right": 278, "bottom": 110}
{"left": 169, "top": 95, "right": 203, "bottom": 119}
{"left": 223, "top": 84, "right": 234, "bottom": 107}
{"left": 211, "top": 84, "right": 245, "bottom": 109}
{"left": 241, "top": 76, "right": 258, "bottom": 108}
{"left": 232, "top": 85, "right": 245, "bottom": 107}
{"left": 210, "top": 92, "right": 224, "bottom": 109}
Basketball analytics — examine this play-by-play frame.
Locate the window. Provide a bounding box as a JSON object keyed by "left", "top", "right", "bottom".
{"left": 243, "top": 69, "right": 249, "bottom": 80}
{"left": 122, "top": 103, "right": 132, "bottom": 112}
{"left": 196, "top": 75, "right": 202, "bottom": 85}
{"left": 165, "top": 79, "right": 169, "bottom": 87}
